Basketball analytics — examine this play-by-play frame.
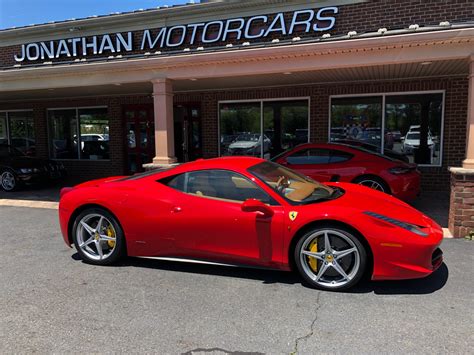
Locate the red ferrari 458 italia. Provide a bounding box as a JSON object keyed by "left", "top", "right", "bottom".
{"left": 272, "top": 143, "right": 420, "bottom": 201}
{"left": 59, "top": 157, "right": 442, "bottom": 291}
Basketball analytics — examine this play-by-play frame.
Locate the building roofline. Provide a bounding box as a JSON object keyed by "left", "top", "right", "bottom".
{"left": 0, "top": 0, "right": 349, "bottom": 39}
{"left": 1, "top": 25, "right": 472, "bottom": 90}
{"left": 2, "top": 22, "right": 473, "bottom": 73}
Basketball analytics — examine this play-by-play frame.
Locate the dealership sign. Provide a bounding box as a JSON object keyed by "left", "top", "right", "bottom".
{"left": 14, "top": 7, "right": 339, "bottom": 63}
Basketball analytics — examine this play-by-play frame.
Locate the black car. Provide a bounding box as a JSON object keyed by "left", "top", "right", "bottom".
{"left": 0, "top": 144, "right": 67, "bottom": 191}
{"left": 334, "top": 139, "right": 410, "bottom": 163}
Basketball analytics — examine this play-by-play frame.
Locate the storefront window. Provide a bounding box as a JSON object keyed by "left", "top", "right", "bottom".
{"left": 79, "top": 108, "right": 110, "bottom": 160}
{"left": 48, "top": 107, "right": 109, "bottom": 160}
{"left": 330, "top": 93, "right": 444, "bottom": 166}
{"left": 219, "top": 99, "right": 309, "bottom": 159}
{"left": 385, "top": 93, "right": 443, "bottom": 165}
{"left": 330, "top": 97, "right": 383, "bottom": 151}
{"left": 264, "top": 100, "right": 309, "bottom": 158}
{"left": 220, "top": 102, "right": 261, "bottom": 157}
{"left": 0, "top": 111, "right": 36, "bottom": 156}
{"left": 8, "top": 111, "right": 35, "bottom": 155}
{"left": 0, "top": 113, "right": 7, "bottom": 145}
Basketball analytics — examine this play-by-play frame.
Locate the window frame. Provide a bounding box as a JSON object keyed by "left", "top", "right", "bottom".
{"left": 160, "top": 168, "right": 279, "bottom": 206}
{"left": 329, "top": 90, "right": 445, "bottom": 168}
{"left": 217, "top": 97, "right": 311, "bottom": 158}
{"left": 47, "top": 106, "right": 110, "bottom": 161}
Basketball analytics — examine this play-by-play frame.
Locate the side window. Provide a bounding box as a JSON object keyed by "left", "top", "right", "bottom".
{"left": 329, "top": 150, "right": 353, "bottom": 163}
{"left": 164, "top": 173, "right": 186, "bottom": 191}
{"left": 287, "top": 149, "right": 331, "bottom": 165}
{"left": 162, "top": 170, "right": 276, "bottom": 204}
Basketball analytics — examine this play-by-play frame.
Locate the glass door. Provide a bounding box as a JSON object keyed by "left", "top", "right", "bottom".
{"left": 124, "top": 106, "right": 155, "bottom": 174}
{"left": 174, "top": 104, "right": 202, "bottom": 163}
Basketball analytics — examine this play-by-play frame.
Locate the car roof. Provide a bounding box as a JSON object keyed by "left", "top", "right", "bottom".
{"left": 172, "top": 156, "right": 266, "bottom": 172}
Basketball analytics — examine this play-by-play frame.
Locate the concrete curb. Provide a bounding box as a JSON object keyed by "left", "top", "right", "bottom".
{"left": 0, "top": 199, "right": 59, "bottom": 210}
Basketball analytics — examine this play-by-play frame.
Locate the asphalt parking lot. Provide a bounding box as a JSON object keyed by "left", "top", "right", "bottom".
{"left": 0, "top": 206, "right": 473, "bottom": 354}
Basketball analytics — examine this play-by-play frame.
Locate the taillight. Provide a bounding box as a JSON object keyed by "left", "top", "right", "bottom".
{"left": 388, "top": 166, "right": 413, "bottom": 175}
{"left": 60, "top": 187, "right": 73, "bottom": 198}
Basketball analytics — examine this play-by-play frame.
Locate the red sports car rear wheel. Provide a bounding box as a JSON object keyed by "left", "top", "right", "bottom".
{"left": 72, "top": 208, "right": 125, "bottom": 265}
{"left": 295, "top": 227, "right": 367, "bottom": 291}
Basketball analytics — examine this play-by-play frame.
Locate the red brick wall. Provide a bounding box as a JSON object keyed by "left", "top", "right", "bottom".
{"left": 449, "top": 171, "right": 474, "bottom": 237}
{"left": 1, "top": 0, "right": 472, "bottom": 68}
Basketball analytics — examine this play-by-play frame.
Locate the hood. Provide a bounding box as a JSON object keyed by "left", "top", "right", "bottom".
{"left": 325, "top": 182, "right": 431, "bottom": 227}
{"left": 229, "top": 141, "right": 259, "bottom": 149}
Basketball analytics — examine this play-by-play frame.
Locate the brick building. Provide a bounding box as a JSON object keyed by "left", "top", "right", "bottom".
{"left": 0, "top": 0, "right": 473, "bottom": 236}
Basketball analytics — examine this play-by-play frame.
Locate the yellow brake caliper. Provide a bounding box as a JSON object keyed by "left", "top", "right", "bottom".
{"left": 106, "top": 225, "right": 116, "bottom": 248}
{"left": 308, "top": 240, "right": 318, "bottom": 272}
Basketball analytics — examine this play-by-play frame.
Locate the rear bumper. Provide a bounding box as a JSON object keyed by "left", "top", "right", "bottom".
{"left": 387, "top": 172, "right": 421, "bottom": 202}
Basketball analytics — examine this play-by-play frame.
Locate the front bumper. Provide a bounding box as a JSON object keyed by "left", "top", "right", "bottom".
{"left": 371, "top": 223, "right": 443, "bottom": 281}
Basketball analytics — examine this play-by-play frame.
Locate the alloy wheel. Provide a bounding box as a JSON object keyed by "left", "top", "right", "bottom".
{"left": 1, "top": 171, "right": 16, "bottom": 191}
{"left": 76, "top": 213, "right": 117, "bottom": 261}
{"left": 299, "top": 229, "right": 361, "bottom": 289}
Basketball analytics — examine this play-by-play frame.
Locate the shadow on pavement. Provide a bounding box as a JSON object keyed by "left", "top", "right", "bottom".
{"left": 72, "top": 253, "right": 449, "bottom": 295}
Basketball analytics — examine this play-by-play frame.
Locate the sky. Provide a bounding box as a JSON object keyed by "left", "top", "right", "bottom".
{"left": 0, "top": 0, "right": 195, "bottom": 29}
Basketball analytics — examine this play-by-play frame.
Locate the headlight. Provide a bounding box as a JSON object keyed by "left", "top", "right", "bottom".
{"left": 364, "top": 211, "right": 428, "bottom": 237}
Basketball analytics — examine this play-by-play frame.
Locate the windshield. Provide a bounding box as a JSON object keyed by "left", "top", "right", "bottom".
{"left": 248, "top": 161, "right": 337, "bottom": 204}
{"left": 235, "top": 134, "right": 259, "bottom": 142}
{"left": 406, "top": 133, "right": 420, "bottom": 140}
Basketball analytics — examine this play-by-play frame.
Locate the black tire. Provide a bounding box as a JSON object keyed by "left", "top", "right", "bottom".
{"left": 0, "top": 169, "right": 18, "bottom": 192}
{"left": 352, "top": 175, "right": 391, "bottom": 194}
{"left": 294, "top": 226, "right": 367, "bottom": 291}
{"left": 72, "top": 208, "right": 126, "bottom": 265}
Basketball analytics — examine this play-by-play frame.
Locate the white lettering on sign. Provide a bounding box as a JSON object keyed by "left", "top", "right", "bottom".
{"left": 13, "top": 7, "right": 339, "bottom": 63}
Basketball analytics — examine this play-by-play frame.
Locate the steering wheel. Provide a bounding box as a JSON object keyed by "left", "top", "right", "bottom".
{"left": 276, "top": 176, "right": 290, "bottom": 192}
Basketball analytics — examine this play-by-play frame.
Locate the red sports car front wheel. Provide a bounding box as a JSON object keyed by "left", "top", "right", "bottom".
{"left": 295, "top": 226, "right": 367, "bottom": 291}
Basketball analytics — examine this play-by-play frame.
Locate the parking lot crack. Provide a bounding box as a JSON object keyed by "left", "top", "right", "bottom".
{"left": 181, "top": 347, "right": 264, "bottom": 354}
{"left": 290, "top": 291, "right": 322, "bottom": 355}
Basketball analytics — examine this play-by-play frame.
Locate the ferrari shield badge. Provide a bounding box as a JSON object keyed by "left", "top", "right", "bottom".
{"left": 289, "top": 211, "right": 298, "bottom": 221}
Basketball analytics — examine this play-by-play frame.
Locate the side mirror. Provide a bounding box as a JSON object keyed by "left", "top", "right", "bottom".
{"left": 241, "top": 198, "right": 274, "bottom": 217}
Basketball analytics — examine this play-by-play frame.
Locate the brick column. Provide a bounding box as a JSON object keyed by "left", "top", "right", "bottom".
{"left": 448, "top": 56, "right": 474, "bottom": 238}
{"left": 150, "top": 78, "right": 177, "bottom": 166}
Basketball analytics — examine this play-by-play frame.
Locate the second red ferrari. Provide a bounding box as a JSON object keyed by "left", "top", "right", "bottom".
{"left": 272, "top": 143, "right": 420, "bottom": 201}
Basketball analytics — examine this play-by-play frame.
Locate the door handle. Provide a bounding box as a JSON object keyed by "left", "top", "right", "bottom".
{"left": 172, "top": 206, "right": 182, "bottom": 213}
